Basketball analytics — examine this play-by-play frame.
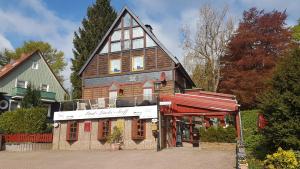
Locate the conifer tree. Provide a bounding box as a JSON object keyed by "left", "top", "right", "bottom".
{"left": 71, "top": 0, "right": 117, "bottom": 99}
{"left": 259, "top": 48, "right": 300, "bottom": 151}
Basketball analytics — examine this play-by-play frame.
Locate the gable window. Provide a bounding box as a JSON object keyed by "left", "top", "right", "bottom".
{"left": 123, "top": 29, "right": 131, "bottom": 50}
{"left": 132, "top": 117, "right": 146, "bottom": 140}
{"left": 16, "top": 79, "right": 28, "bottom": 88}
{"left": 98, "top": 119, "right": 111, "bottom": 141}
{"left": 111, "top": 42, "right": 121, "bottom": 52}
{"left": 146, "top": 34, "right": 156, "bottom": 47}
{"left": 100, "top": 42, "right": 108, "bottom": 54}
{"left": 40, "top": 84, "right": 49, "bottom": 92}
{"left": 132, "top": 38, "right": 144, "bottom": 49}
{"left": 109, "top": 59, "right": 121, "bottom": 73}
{"left": 32, "top": 61, "right": 38, "bottom": 69}
{"left": 111, "top": 30, "right": 121, "bottom": 41}
{"left": 124, "top": 13, "right": 131, "bottom": 27}
{"left": 132, "top": 56, "right": 144, "bottom": 71}
{"left": 132, "top": 19, "right": 138, "bottom": 26}
{"left": 66, "top": 121, "right": 79, "bottom": 141}
{"left": 132, "top": 27, "right": 143, "bottom": 38}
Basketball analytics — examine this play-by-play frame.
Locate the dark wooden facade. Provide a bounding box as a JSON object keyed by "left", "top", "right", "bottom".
{"left": 80, "top": 8, "right": 194, "bottom": 100}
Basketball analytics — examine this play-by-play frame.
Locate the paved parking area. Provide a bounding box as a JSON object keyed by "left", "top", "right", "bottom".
{"left": 0, "top": 147, "right": 236, "bottom": 169}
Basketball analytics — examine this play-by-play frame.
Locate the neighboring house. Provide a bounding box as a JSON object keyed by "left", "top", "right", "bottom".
{"left": 0, "top": 50, "right": 68, "bottom": 119}
{"left": 53, "top": 7, "right": 239, "bottom": 151}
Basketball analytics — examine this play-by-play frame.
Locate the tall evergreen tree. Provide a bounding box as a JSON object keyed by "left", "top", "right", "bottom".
{"left": 71, "top": 0, "right": 117, "bottom": 99}
{"left": 259, "top": 48, "right": 300, "bottom": 151}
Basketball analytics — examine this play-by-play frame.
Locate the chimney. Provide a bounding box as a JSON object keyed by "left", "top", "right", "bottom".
{"left": 145, "top": 24, "right": 153, "bottom": 33}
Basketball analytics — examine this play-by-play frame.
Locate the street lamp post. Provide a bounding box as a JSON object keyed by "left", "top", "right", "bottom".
{"left": 154, "top": 80, "right": 162, "bottom": 152}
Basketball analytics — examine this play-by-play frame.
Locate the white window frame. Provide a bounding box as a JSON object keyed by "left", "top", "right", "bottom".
{"left": 15, "top": 79, "right": 28, "bottom": 88}
{"left": 32, "top": 61, "right": 39, "bottom": 69}
{"left": 40, "top": 84, "right": 49, "bottom": 92}
{"left": 132, "top": 56, "right": 144, "bottom": 71}
{"left": 109, "top": 59, "right": 121, "bottom": 74}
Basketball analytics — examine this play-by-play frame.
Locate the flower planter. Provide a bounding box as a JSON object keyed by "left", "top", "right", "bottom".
{"left": 110, "top": 143, "right": 121, "bottom": 151}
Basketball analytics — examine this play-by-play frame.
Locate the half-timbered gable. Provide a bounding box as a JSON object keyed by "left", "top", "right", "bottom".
{"left": 79, "top": 7, "right": 194, "bottom": 100}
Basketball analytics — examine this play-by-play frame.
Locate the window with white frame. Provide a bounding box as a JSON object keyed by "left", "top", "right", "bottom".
{"left": 40, "top": 84, "right": 49, "bottom": 92}
{"left": 110, "top": 59, "right": 121, "bottom": 73}
{"left": 132, "top": 27, "right": 143, "bottom": 38}
{"left": 16, "top": 79, "right": 27, "bottom": 88}
{"left": 143, "top": 88, "right": 153, "bottom": 101}
{"left": 32, "top": 61, "right": 38, "bottom": 69}
{"left": 132, "top": 38, "right": 144, "bottom": 49}
{"left": 132, "top": 56, "right": 144, "bottom": 71}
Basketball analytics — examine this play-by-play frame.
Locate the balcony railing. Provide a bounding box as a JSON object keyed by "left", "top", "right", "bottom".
{"left": 59, "top": 94, "right": 158, "bottom": 111}
{"left": 12, "top": 87, "right": 56, "bottom": 101}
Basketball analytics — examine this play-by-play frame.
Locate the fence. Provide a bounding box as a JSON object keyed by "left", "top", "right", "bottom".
{"left": 4, "top": 133, "right": 53, "bottom": 143}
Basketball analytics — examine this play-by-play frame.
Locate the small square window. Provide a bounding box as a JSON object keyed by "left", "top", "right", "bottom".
{"left": 123, "top": 40, "right": 131, "bottom": 50}
{"left": 110, "top": 59, "right": 121, "bottom": 74}
{"left": 111, "top": 42, "right": 121, "bottom": 52}
{"left": 132, "top": 38, "right": 144, "bottom": 49}
{"left": 32, "top": 61, "right": 38, "bottom": 69}
{"left": 16, "top": 80, "right": 27, "bottom": 88}
{"left": 132, "top": 27, "right": 143, "bottom": 38}
{"left": 132, "top": 56, "right": 144, "bottom": 71}
{"left": 40, "top": 84, "right": 49, "bottom": 92}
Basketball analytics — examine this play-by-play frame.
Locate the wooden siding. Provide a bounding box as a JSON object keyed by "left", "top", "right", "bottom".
{"left": 82, "top": 46, "right": 174, "bottom": 79}
{"left": 82, "top": 80, "right": 174, "bottom": 100}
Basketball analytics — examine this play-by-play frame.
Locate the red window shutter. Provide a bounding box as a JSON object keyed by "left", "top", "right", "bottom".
{"left": 131, "top": 118, "right": 138, "bottom": 140}
{"left": 98, "top": 120, "right": 104, "bottom": 140}
{"left": 75, "top": 121, "right": 79, "bottom": 141}
{"left": 66, "top": 121, "right": 71, "bottom": 141}
{"left": 142, "top": 120, "right": 146, "bottom": 139}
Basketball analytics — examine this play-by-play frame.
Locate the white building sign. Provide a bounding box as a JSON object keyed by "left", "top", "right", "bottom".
{"left": 54, "top": 105, "right": 157, "bottom": 121}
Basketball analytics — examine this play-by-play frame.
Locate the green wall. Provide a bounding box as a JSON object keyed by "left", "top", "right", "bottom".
{"left": 0, "top": 53, "right": 67, "bottom": 101}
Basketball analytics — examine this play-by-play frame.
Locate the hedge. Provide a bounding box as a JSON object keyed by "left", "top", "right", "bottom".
{"left": 199, "top": 126, "right": 236, "bottom": 143}
{"left": 0, "top": 107, "right": 49, "bottom": 134}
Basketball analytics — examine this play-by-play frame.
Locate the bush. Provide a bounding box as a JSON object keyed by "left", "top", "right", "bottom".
{"left": 0, "top": 107, "right": 48, "bottom": 134}
{"left": 107, "top": 126, "right": 123, "bottom": 144}
{"left": 264, "top": 147, "right": 299, "bottom": 169}
{"left": 200, "top": 126, "right": 236, "bottom": 143}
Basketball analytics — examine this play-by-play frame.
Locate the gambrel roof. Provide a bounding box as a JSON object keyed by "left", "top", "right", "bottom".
{"left": 78, "top": 6, "right": 194, "bottom": 86}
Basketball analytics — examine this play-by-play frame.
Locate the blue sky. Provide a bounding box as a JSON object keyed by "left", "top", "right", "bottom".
{"left": 0, "top": 0, "right": 299, "bottom": 90}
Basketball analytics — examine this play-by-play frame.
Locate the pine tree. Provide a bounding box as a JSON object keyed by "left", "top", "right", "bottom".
{"left": 71, "top": 0, "right": 117, "bottom": 99}
{"left": 259, "top": 48, "right": 300, "bottom": 151}
{"left": 21, "top": 85, "right": 42, "bottom": 108}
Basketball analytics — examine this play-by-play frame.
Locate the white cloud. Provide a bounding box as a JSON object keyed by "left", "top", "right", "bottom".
{"left": 0, "top": 34, "right": 13, "bottom": 51}
{"left": 0, "top": 0, "right": 78, "bottom": 90}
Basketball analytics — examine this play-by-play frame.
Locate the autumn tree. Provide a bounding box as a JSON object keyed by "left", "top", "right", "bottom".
{"left": 182, "top": 3, "right": 234, "bottom": 91}
{"left": 71, "top": 0, "right": 117, "bottom": 99}
{"left": 218, "top": 8, "right": 291, "bottom": 109}
{"left": 4, "top": 41, "right": 66, "bottom": 82}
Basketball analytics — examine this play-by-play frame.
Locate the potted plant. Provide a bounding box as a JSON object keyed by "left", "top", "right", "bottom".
{"left": 107, "top": 126, "right": 123, "bottom": 150}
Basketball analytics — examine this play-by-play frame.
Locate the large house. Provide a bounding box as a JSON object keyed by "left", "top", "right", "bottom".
{"left": 0, "top": 50, "right": 68, "bottom": 119}
{"left": 53, "top": 7, "right": 240, "bottom": 150}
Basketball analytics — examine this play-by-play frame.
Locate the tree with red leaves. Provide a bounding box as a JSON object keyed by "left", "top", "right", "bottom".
{"left": 218, "top": 8, "right": 292, "bottom": 109}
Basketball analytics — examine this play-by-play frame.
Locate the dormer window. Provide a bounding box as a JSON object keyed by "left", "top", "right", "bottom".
{"left": 32, "top": 61, "right": 38, "bottom": 69}
{"left": 110, "top": 59, "right": 121, "bottom": 74}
